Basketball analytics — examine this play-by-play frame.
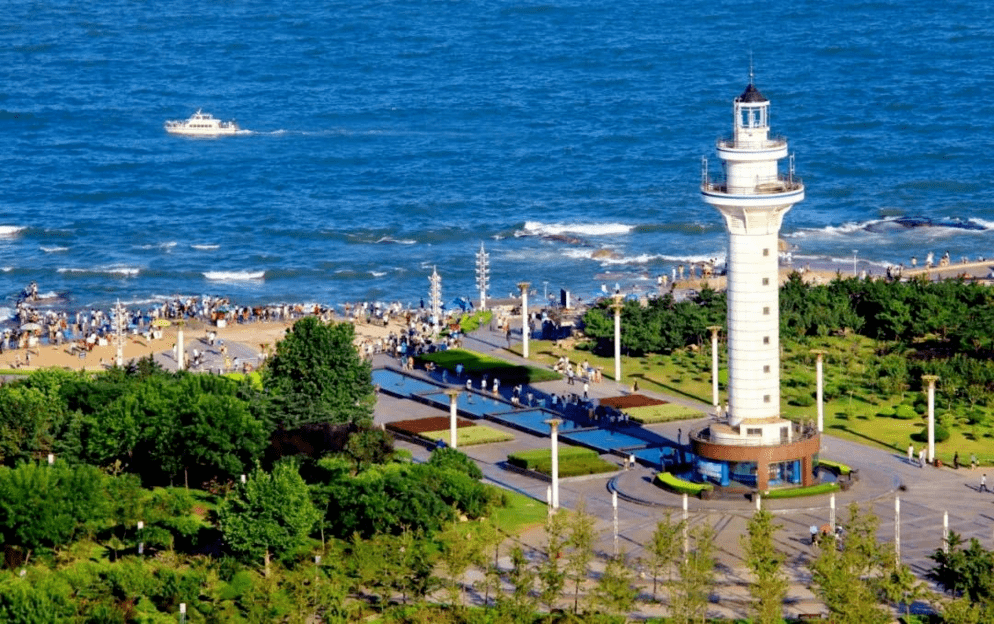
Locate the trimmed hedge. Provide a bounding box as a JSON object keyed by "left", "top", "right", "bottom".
{"left": 817, "top": 459, "right": 852, "bottom": 476}
{"left": 655, "top": 472, "right": 713, "bottom": 496}
{"left": 763, "top": 482, "right": 840, "bottom": 499}
{"left": 626, "top": 403, "right": 703, "bottom": 424}
{"left": 507, "top": 446, "right": 597, "bottom": 470}
{"left": 416, "top": 348, "right": 560, "bottom": 384}
{"left": 420, "top": 426, "right": 514, "bottom": 446}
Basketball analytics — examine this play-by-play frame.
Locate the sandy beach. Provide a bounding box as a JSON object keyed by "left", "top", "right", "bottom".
{"left": 6, "top": 315, "right": 407, "bottom": 373}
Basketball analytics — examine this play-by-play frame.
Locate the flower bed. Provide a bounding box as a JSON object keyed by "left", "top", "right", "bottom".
{"left": 626, "top": 403, "right": 703, "bottom": 424}
{"left": 598, "top": 394, "right": 668, "bottom": 410}
{"left": 763, "top": 482, "right": 841, "bottom": 499}
{"left": 387, "top": 416, "right": 475, "bottom": 435}
{"left": 419, "top": 426, "right": 514, "bottom": 446}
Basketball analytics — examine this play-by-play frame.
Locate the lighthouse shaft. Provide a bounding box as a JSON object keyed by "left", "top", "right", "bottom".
{"left": 701, "top": 81, "right": 804, "bottom": 432}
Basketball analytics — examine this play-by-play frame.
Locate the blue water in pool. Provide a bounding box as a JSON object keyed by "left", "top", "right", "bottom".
{"left": 373, "top": 368, "right": 443, "bottom": 396}
{"left": 562, "top": 428, "right": 652, "bottom": 453}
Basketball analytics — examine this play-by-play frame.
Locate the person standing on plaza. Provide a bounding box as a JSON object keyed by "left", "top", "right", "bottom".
{"left": 908, "top": 443, "right": 914, "bottom": 465}
{"left": 918, "top": 447, "right": 926, "bottom": 468}
{"left": 981, "top": 474, "right": 989, "bottom": 493}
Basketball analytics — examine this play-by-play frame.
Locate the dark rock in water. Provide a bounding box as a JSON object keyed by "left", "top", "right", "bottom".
{"left": 541, "top": 234, "right": 586, "bottom": 245}
{"left": 866, "top": 216, "right": 986, "bottom": 233}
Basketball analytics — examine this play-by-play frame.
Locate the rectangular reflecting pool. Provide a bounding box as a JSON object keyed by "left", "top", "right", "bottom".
{"left": 561, "top": 429, "right": 650, "bottom": 453}
{"left": 373, "top": 368, "right": 444, "bottom": 397}
{"left": 488, "top": 409, "right": 586, "bottom": 436}
{"left": 420, "top": 391, "right": 511, "bottom": 418}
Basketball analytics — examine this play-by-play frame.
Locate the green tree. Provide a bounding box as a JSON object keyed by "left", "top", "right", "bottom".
{"left": 646, "top": 512, "right": 684, "bottom": 602}
{"left": 564, "top": 501, "right": 598, "bottom": 614}
{"left": 537, "top": 509, "right": 569, "bottom": 616}
{"left": 741, "top": 509, "right": 788, "bottom": 624}
{"left": 499, "top": 544, "right": 537, "bottom": 622}
{"left": 671, "top": 523, "right": 715, "bottom": 624}
{"left": 809, "top": 503, "right": 891, "bottom": 624}
{"left": 929, "top": 531, "right": 994, "bottom": 603}
{"left": 217, "top": 461, "right": 320, "bottom": 577}
{"left": 593, "top": 552, "right": 638, "bottom": 623}
{"left": 262, "top": 317, "right": 375, "bottom": 425}
{"left": 0, "top": 461, "right": 108, "bottom": 563}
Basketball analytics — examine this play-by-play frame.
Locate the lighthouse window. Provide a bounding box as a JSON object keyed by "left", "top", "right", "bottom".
{"left": 763, "top": 336, "right": 770, "bottom": 344}
{"left": 763, "top": 306, "right": 770, "bottom": 315}
{"left": 764, "top": 365, "right": 771, "bottom": 373}
{"left": 762, "top": 277, "right": 770, "bottom": 286}
{"left": 763, "top": 248, "right": 769, "bottom": 257}
{"left": 746, "top": 428, "right": 762, "bottom": 436}
{"left": 763, "top": 395, "right": 771, "bottom": 403}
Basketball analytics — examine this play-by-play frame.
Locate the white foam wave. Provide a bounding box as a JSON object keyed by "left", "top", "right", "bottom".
{"left": 40, "top": 246, "right": 69, "bottom": 253}
{"left": 787, "top": 221, "right": 871, "bottom": 238}
{"left": 191, "top": 244, "right": 220, "bottom": 250}
{"left": 203, "top": 270, "right": 265, "bottom": 281}
{"left": 0, "top": 226, "right": 25, "bottom": 237}
{"left": 374, "top": 236, "right": 416, "bottom": 245}
{"left": 0, "top": 307, "right": 13, "bottom": 321}
{"left": 516, "top": 220, "right": 635, "bottom": 238}
{"left": 58, "top": 266, "right": 139, "bottom": 277}
{"left": 369, "top": 271, "right": 387, "bottom": 277}
{"left": 139, "top": 241, "right": 178, "bottom": 250}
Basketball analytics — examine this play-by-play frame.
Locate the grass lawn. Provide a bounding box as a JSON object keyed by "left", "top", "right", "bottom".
{"left": 417, "top": 348, "right": 559, "bottom": 384}
{"left": 491, "top": 489, "right": 548, "bottom": 534}
{"left": 627, "top": 403, "right": 705, "bottom": 424}
{"left": 419, "top": 425, "right": 514, "bottom": 446}
{"left": 517, "top": 334, "right": 994, "bottom": 467}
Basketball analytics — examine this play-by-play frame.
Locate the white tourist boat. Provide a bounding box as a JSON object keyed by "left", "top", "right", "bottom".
{"left": 164, "top": 109, "right": 239, "bottom": 136}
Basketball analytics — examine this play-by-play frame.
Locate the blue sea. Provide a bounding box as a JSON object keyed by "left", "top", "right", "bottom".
{"left": 2, "top": 0, "right": 993, "bottom": 316}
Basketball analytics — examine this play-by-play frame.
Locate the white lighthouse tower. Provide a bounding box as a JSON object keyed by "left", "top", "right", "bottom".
{"left": 694, "top": 77, "right": 818, "bottom": 493}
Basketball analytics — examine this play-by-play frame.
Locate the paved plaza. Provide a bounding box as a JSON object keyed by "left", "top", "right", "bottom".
{"left": 372, "top": 327, "right": 994, "bottom": 619}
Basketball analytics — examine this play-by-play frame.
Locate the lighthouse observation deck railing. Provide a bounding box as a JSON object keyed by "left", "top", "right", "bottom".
{"left": 689, "top": 419, "right": 819, "bottom": 447}
{"left": 701, "top": 175, "right": 803, "bottom": 196}
{"left": 716, "top": 135, "right": 788, "bottom": 150}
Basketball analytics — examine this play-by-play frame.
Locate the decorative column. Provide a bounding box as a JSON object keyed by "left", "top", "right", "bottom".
{"left": 829, "top": 492, "right": 836, "bottom": 533}
{"left": 445, "top": 389, "right": 460, "bottom": 449}
{"left": 178, "top": 321, "right": 187, "bottom": 371}
{"left": 943, "top": 510, "right": 949, "bottom": 554}
{"left": 475, "top": 243, "right": 490, "bottom": 310}
{"left": 612, "top": 490, "right": 619, "bottom": 556}
{"left": 812, "top": 350, "right": 827, "bottom": 433}
{"left": 708, "top": 326, "right": 721, "bottom": 407}
{"left": 895, "top": 496, "right": 901, "bottom": 565}
{"left": 682, "top": 493, "right": 689, "bottom": 556}
{"left": 610, "top": 293, "right": 624, "bottom": 386}
{"left": 923, "top": 375, "right": 939, "bottom": 464}
{"left": 518, "top": 282, "right": 530, "bottom": 358}
{"left": 545, "top": 418, "right": 561, "bottom": 510}
{"left": 429, "top": 266, "right": 442, "bottom": 335}
{"left": 114, "top": 300, "right": 126, "bottom": 368}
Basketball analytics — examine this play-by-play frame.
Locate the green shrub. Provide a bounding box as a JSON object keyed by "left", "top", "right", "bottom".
{"left": 626, "top": 403, "right": 703, "bottom": 424}
{"left": 789, "top": 392, "right": 815, "bottom": 407}
{"left": 654, "top": 472, "right": 713, "bottom": 496}
{"left": 763, "top": 482, "right": 840, "bottom": 499}
{"left": 877, "top": 407, "right": 896, "bottom": 418}
{"left": 428, "top": 447, "right": 483, "bottom": 480}
{"left": 816, "top": 459, "right": 851, "bottom": 476}
{"left": 533, "top": 456, "right": 618, "bottom": 477}
{"left": 911, "top": 424, "right": 950, "bottom": 444}
{"left": 894, "top": 404, "right": 920, "bottom": 420}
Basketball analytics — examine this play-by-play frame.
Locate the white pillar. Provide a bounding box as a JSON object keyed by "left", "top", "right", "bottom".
{"left": 519, "top": 282, "right": 530, "bottom": 358}
{"left": 177, "top": 325, "right": 185, "bottom": 371}
{"left": 612, "top": 294, "right": 624, "bottom": 386}
{"left": 446, "top": 390, "right": 460, "bottom": 449}
{"left": 895, "top": 496, "right": 901, "bottom": 565}
{"left": 682, "top": 493, "right": 689, "bottom": 556}
{"left": 943, "top": 510, "right": 949, "bottom": 554}
{"left": 815, "top": 352, "right": 825, "bottom": 433}
{"left": 612, "top": 490, "right": 619, "bottom": 556}
{"left": 709, "top": 327, "right": 720, "bottom": 407}
{"left": 829, "top": 493, "right": 836, "bottom": 533}
{"left": 755, "top": 494, "right": 761, "bottom": 511}
{"left": 546, "top": 419, "right": 561, "bottom": 510}
{"left": 927, "top": 378, "right": 937, "bottom": 464}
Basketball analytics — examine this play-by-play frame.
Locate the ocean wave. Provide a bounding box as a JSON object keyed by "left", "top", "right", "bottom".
{"left": 191, "top": 244, "right": 220, "bottom": 250}
{"left": 58, "top": 267, "right": 140, "bottom": 277}
{"left": 138, "top": 241, "right": 178, "bottom": 250}
{"left": 203, "top": 270, "right": 265, "bottom": 281}
{"left": 515, "top": 220, "right": 635, "bottom": 238}
{"left": 40, "top": 246, "right": 69, "bottom": 253}
{"left": 369, "top": 271, "right": 387, "bottom": 277}
{"left": 373, "top": 236, "right": 417, "bottom": 245}
{"left": 0, "top": 226, "right": 25, "bottom": 237}
{"left": 0, "top": 307, "right": 13, "bottom": 321}
{"left": 788, "top": 216, "right": 994, "bottom": 239}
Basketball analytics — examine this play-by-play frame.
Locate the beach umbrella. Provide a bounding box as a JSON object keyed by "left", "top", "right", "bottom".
{"left": 19, "top": 322, "right": 41, "bottom": 332}
{"left": 151, "top": 319, "right": 171, "bottom": 328}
